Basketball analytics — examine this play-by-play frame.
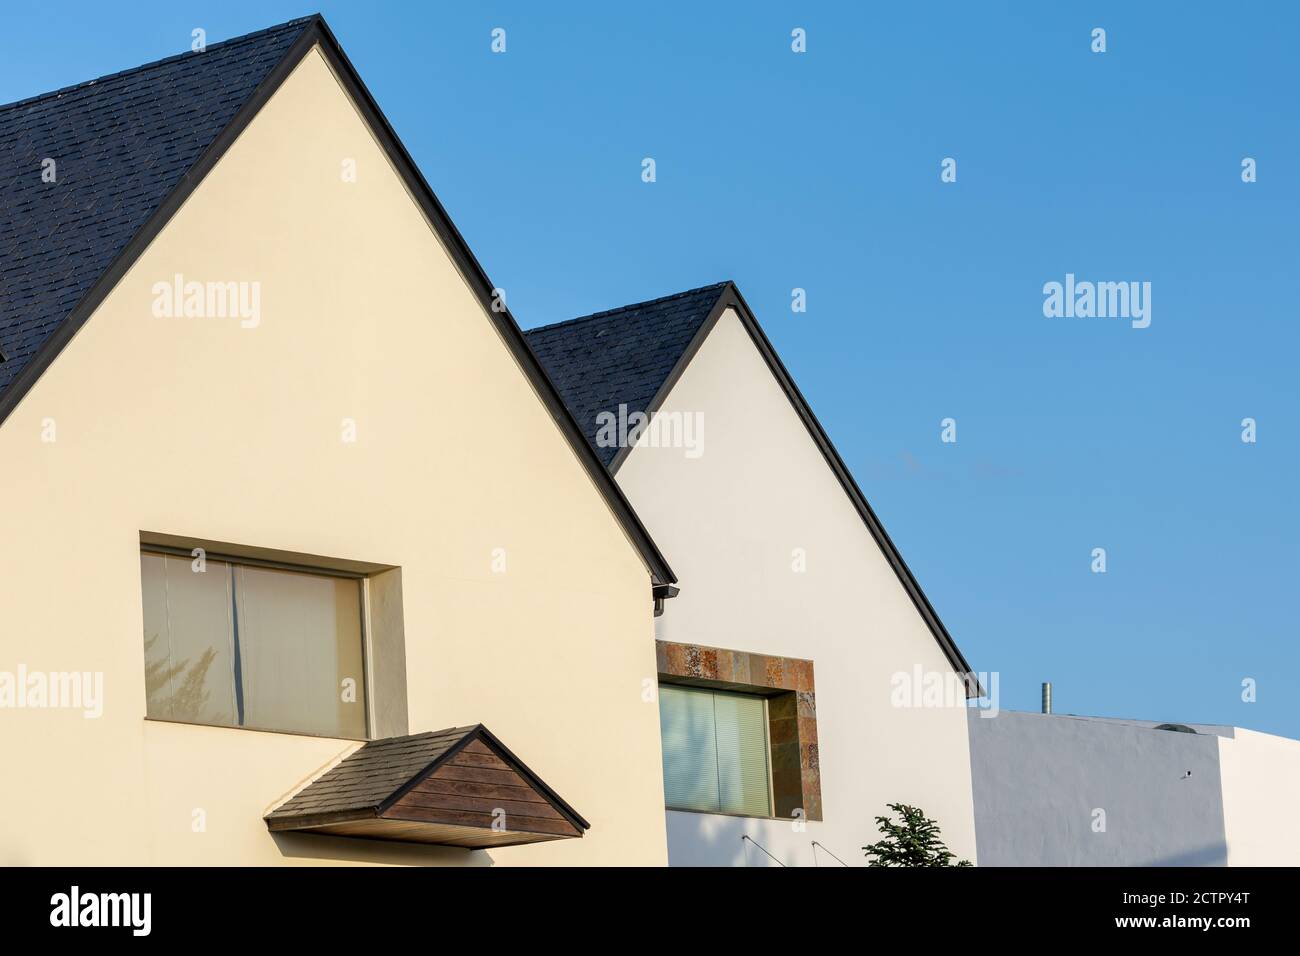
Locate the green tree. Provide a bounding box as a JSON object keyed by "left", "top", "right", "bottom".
{"left": 862, "top": 803, "right": 972, "bottom": 867}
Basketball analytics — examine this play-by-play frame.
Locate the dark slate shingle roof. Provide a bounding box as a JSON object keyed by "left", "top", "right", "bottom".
{"left": 267, "top": 726, "right": 476, "bottom": 821}
{"left": 523, "top": 283, "right": 728, "bottom": 465}
{"left": 0, "top": 16, "right": 313, "bottom": 399}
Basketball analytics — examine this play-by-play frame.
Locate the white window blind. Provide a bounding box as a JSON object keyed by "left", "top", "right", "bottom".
{"left": 141, "top": 551, "right": 367, "bottom": 738}
{"left": 141, "top": 551, "right": 238, "bottom": 726}
{"left": 659, "top": 683, "right": 771, "bottom": 816}
{"left": 234, "top": 564, "right": 365, "bottom": 738}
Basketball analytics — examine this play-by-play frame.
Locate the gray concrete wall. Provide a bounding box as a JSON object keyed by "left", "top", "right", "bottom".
{"left": 968, "top": 711, "right": 1227, "bottom": 866}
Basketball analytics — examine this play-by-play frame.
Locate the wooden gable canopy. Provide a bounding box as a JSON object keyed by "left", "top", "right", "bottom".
{"left": 265, "top": 725, "right": 589, "bottom": 849}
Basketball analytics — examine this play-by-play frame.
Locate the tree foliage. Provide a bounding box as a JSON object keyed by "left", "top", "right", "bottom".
{"left": 862, "top": 802, "right": 972, "bottom": 867}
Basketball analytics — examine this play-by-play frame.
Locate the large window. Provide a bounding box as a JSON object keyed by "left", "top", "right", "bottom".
{"left": 140, "top": 550, "right": 368, "bottom": 738}
{"left": 658, "top": 683, "right": 772, "bottom": 817}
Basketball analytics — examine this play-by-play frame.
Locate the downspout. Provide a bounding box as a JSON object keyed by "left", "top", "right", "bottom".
{"left": 652, "top": 584, "right": 680, "bottom": 617}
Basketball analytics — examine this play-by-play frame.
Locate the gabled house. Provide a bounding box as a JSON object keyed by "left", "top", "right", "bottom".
{"left": 526, "top": 282, "right": 981, "bottom": 865}
{"left": 0, "top": 16, "right": 678, "bottom": 865}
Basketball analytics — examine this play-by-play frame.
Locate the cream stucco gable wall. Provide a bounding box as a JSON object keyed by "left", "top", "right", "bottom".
{"left": 0, "top": 46, "right": 667, "bottom": 865}
{"left": 615, "top": 307, "right": 978, "bottom": 866}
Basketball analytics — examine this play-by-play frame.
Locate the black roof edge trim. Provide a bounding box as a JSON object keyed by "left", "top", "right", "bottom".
{"left": 611, "top": 281, "right": 982, "bottom": 698}
{"left": 282, "top": 18, "right": 676, "bottom": 590}
{"left": 0, "top": 14, "right": 676, "bottom": 591}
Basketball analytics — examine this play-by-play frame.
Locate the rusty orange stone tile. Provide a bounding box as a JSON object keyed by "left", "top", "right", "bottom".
{"left": 745, "top": 654, "right": 771, "bottom": 688}
{"left": 802, "top": 789, "right": 823, "bottom": 822}
{"left": 768, "top": 693, "right": 797, "bottom": 721}
{"left": 712, "top": 648, "right": 734, "bottom": 682}
{"left": 801, "top": 740, "right": 820, "bottom": 772}
{"left": 770, "top": 743, "right": 801, "bottom": 776}
{"left": 768, "top": 716, "right": 799, "bottom": 747}
{"left": 798, "top": 714, "right": 819, "bottom": 741}
{"left": 731, "top": 652, "right": 752, "bottom": 686}
{"left": 698, "top": 647, "right": 718, "bottom": 679}
{"left": 662, "top": 642, "right": 688, "bottom": 676}
{"left": 763, "top": 656, "right": 787, "bottom": 688}
{"left": 796, "top": 691, "right": 816, "bottom": 719}
{"left": 789, "top": 659, "right": 814, "bottom": 693}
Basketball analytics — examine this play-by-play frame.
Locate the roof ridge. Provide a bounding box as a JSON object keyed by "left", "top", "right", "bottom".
{"left": 529, "top": 281, "right": 731, "bottom": 335}
{"left": 0, "top": 14, "right": 319, "bottom": 114}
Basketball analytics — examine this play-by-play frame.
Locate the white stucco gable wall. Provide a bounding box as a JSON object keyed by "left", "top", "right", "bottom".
{"left": 615, "top": 307, "right": 978, "bottom": 866}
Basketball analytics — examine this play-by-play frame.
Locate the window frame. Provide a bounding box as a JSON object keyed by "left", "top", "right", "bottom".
{"left": 140, "top": 544, "right": 374, "bottom": 741}
{"left": 656, "top": 639, "right": 822, "bottom": 822}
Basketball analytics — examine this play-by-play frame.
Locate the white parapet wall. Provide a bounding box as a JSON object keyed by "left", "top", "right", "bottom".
{"left": 969, "top": 710, "right": 1300, "bottom": 867}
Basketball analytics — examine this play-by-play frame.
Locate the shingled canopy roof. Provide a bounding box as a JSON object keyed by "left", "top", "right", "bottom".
{"left": 0, "top": 14, "right": 675, "bottom": 590}
{"left": 266, "top": 725, "right": 589, "bottom": 848}
{"left": 525, "top": 282, "right": 980, "bottom": 695}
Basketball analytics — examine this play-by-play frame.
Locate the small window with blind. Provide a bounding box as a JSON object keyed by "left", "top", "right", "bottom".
{"left": 140, "top": 548, "right": 368, "bottom": 739}
{"left": 658, "top": 683, "right": 772, "bottom": 817}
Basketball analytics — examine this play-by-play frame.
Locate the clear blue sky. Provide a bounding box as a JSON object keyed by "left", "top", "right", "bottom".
{"left": 4, "top": 3, "right": 1296, "bottom": 737}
